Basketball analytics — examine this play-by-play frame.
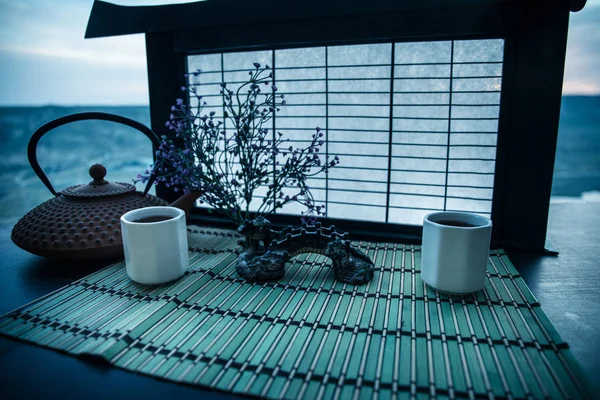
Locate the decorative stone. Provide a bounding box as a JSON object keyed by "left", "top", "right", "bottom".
{"left": 236, "top": 217, "right": 374, "bottom": 285}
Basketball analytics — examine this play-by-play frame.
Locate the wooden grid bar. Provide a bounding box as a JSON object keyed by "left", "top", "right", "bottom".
{"left": 0, "top": 227, "right": 592, "bottom": 399}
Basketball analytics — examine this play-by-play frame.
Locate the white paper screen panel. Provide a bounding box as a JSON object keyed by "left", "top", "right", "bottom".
{"left": 188, "top": 39, "right": 503, "bottom": 226}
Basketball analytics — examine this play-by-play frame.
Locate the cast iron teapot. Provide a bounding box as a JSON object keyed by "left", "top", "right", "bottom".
{"left": 11, "top": 112, "right": 168, "bottom": 261}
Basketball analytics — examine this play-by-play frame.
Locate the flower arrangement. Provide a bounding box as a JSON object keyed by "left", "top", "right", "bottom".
{"left": 137, "top": 63, "right": 339, "bottom": 225}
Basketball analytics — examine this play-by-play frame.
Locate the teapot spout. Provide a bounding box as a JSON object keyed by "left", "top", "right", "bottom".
{"left": 170, "top": 191, "right": 202, "bottom": 217}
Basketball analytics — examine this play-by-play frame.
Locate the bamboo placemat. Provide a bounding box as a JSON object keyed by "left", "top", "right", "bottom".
{"left": 0, "top": 226, "right": 592, "bottom": 399}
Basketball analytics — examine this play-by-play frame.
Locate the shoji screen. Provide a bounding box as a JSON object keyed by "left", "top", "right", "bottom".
{"left": 188, "top": 39, "right": 503, "bottom": 226}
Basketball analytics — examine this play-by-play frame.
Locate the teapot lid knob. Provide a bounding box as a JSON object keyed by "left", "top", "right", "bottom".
{"left": 61, "top": 163, "right": 136, "bottom": 198}
{"left": 89, "top": 164, "right": 107, "bottom": 184}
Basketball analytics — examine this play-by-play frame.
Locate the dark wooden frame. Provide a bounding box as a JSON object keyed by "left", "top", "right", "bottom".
{"left": 86, "top": 0, "right": 585, "bottom": 252}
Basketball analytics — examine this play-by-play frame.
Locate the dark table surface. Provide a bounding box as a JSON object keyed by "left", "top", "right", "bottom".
{"left": 1, "top": 202, "right": 599, "bottom": 398}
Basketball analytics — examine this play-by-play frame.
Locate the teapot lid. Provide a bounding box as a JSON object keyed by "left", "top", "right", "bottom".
{"left": 61, "top": 164, "right": 136, "bottom": 199}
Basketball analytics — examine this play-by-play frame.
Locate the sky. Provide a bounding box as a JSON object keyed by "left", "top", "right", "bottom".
{"left": 0, "top": 0, "right": 598, "bottom": 106}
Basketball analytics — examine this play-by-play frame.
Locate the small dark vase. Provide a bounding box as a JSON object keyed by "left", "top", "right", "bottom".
{"left": 170, "top": 191, "right": 203, "bottom": 218}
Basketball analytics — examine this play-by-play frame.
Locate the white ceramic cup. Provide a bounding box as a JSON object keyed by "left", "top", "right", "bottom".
{"left": 120, "top": 206, "right": 189, "bottom": 285}
{"left": 421, "top": 211, "right": 492, "bottom": 294}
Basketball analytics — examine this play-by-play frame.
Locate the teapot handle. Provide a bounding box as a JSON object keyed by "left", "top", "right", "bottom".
{"left": 27, "top": 112, "right": 160, "bottom": 197}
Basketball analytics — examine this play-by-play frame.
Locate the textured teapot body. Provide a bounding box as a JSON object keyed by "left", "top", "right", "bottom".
{"left": 12, "top": 191, "right": 167, "bottom": 261}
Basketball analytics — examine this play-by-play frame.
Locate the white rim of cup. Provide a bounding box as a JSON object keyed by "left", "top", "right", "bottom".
{"left": 424, "top": 211, "right": 492, "bottom": 229}
{"left": 120, "top": 206, "right": 185, "bottom": 225}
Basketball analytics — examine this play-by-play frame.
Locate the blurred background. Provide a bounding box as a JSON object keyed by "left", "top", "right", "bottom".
{"left": 0, "top": 0, "right": 598, "bottom": 225}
